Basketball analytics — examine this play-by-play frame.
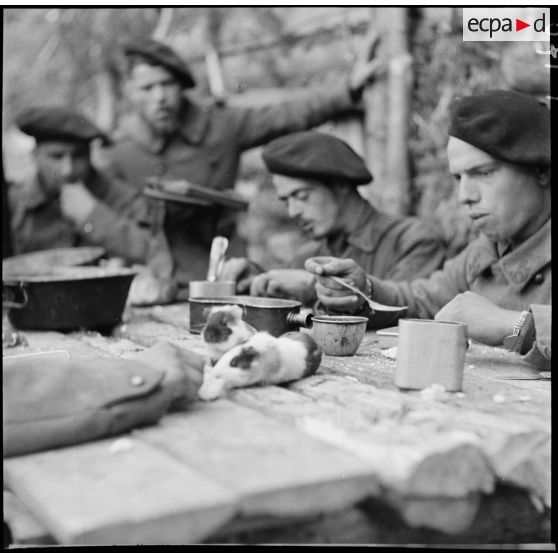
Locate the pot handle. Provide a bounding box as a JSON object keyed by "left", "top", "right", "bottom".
{"left": 286, "top": 308, "right": 314, "bottom": 329}
{"left": 2, "top": 281, "right": 29, "bottom": 309}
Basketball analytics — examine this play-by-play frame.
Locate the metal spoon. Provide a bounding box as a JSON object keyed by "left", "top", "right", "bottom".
{"left": 330, "top": 276, "right": 408, "bottom": 313}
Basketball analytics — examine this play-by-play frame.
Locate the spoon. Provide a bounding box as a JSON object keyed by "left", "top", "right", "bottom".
{"left": 330, "top": 276, "right": 408, "bottom": 313}
{"left": 207, "top": 236, "right": 229, "bottom": 282}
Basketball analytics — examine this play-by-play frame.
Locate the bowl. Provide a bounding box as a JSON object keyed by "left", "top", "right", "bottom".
{"left": 311, "top": 315, "right": 368, "bottom": 356}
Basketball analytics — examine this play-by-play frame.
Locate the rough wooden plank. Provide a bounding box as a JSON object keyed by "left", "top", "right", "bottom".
{"left": 320, "top": 336, "right": 550, "bottom": 427}
{"left": 138, "top": 305, "right": 550, "bottom": 421}
{"left": 290, "top": 374, "right": 551, "bottom": 507}
{"left": 228, "top": 384, "right": 492, "bottom": 534}
{"left": 212, "top": 485, "right": 550, "bottom": 545}
{"left": 113, "top": 314, "right": 206, "bottom": 355}
{"left": 137, "top": 399, "right": 380, "bottom": 518}
{"left": 4, "top": 436, "right": 238, "bottom": 545}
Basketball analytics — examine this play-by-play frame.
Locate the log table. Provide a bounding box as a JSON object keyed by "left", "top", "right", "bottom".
{"left": 2, "top": 303, "right": 552, "bottom": 547}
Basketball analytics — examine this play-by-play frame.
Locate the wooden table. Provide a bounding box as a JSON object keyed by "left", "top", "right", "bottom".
{"left": 3, "top": 303, "right": 552, "bottom": 547}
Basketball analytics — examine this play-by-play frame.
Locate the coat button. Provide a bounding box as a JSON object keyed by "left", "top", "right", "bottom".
{"left": 154, "top": 163, "right": 167, "bottom": 175}
{"left": 83, "top": 223, "right": 93, "bottom": 234}
{"left": 131, "top": 375, "right": 145, "bottom": 387}
{"left": 533, "top": 272, "right": 544, "bottom": 284}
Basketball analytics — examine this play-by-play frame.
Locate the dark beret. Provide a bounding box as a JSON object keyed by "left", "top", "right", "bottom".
{"left": 123, "top": 38, "right": 195, "bottom": 89}
{"left": 16, "top": 106, "right": 108, "bottom": 144}
{"left": 262, "top": 131, "right": 372, "bottom": 186}
{"left": 449, "top": 89, "right": 550, "bottom": 167}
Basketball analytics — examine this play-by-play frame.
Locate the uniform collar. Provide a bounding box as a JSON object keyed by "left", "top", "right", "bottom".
{"left": 19, "top": 174, "right": 53, "bottom": 211}
{"left": 472, "top": 218, "right": 551, "bottom": 291}
{"left": 116, "top": 97, "right": 210, "bottom": 153}
{"left": 178, "top": 99, "right": 210, "bottom": 145}
{"left": 334, "top": 199, "right": 399, "bottom": 254}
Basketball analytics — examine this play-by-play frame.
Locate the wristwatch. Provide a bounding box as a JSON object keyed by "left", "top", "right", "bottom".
{"left": 503, "top": 310, "right": 534, "bottom": 354}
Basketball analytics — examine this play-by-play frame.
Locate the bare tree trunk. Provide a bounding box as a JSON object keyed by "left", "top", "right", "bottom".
{"left": 94, "top": 69, "right": 118, "bottom": 133}
{"left": 153, "top": 8, "right": 174, "bottom": 41}
{"left": 204, "top": 9, "right": 227, "bottom": 100}
{"left": 362, "top": 7, "right": 413, "bottom": 216}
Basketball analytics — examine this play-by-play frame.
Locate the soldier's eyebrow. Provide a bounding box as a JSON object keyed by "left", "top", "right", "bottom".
{"left": 466, "top": 162, "right": 499, "bottom": 174}
{"left": 451, "top": 162, "right": 498, "bottom": 179}
{"left": 277, "top": 187, "right": 307, "bottom": 201}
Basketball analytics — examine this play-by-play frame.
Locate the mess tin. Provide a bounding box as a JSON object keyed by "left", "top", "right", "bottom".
{"left": 3, "top": 266, "right": 136, "bottom": 332}
{"left": 395, "top": 319, "right": 468, "bottom": 392}
{"left": 188, "top": 295, "right": 313, "bottom": 336}
{"left": 189, "top": 280, "right": 236, "bottom": 298}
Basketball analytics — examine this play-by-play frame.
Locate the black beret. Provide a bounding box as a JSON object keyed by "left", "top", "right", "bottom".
{"left": 16, "top": 106, "right": 108, "bottom": 144}
{"left": 449, "top": 89, "right": 550, "bottom": 167}
{"left": 262, "top": 131, "right": 372, "bottom": 186}
{"left": 123, "top": 38, "right": 195, "bottom": 89}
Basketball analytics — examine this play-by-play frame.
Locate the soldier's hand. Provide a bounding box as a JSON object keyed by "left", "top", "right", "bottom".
{"left": 349, "top": 29, "right": 384, "bottom": 96}
{"left": 130, "top": 340, "right": 204, "bottom": 411}
{"left": 59, "top": 182, "right": 97, "bottom": 226}
{"left": 218, "top": 257, "right": 255, "bottom": 294}
{"left": 435, "top": 292, "right": 520, "bottom": 346}
{"left": 250, "top": 269, "right": 317, "bottom": 304}
{"left": 305, "top": 256, "right": 368, "bottom": 313}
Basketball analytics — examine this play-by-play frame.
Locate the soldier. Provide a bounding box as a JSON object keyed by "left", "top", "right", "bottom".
{"left": 305, "top": 90, "right": 551, "bottom": 369}
{"left": 101, "top": 36, "right": 383, "bottom": 297}
{"left": 7, "top": 106, "right": 160, "bottom": 265}
{"left": 221, "top": 131, "right": 447, "bottom": 306}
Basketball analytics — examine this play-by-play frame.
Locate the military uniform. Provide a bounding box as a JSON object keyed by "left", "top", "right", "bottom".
{"left": 314, "top": 196, "right": 446, "bottom": 281}
{"left": 8, "top": 169, "right": 158, "bottom": 264}
{"left": 367, "top": 90, "right": 551, "bottom": 369}
{"left": 103, "top": 38, "right": 368, "bottom": 291}
{"left": 7, "top": 105, "right": 169, "bottom": 269}
{"left": 262, "top": 130, "right": 447, "bottom": 281}
{"left": 370, "top": 218, "right": 551, "bottom": 369}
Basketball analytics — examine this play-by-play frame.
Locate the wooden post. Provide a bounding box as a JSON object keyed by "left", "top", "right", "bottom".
{"left": 153, "top": 8, "right": 174, "bottom": 41}
{"left": 362, "top": 7, "right": 413, "bottom": 216}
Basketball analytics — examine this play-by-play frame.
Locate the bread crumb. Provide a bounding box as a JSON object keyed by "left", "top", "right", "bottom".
{"left": 420, "top": 383, "right": 449, "bottom": 402}
{"left": 109, "top": 437, "right": 134, "bottom": 453}
{"left": 380, "top": 347, "right": 398, "bottom": 360}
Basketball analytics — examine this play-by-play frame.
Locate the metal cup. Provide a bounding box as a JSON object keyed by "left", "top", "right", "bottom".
{"left": 188, "top": 280, "right": 236, "bottom": 299}
{"left": 395, "top": 319, "right": 468, "bottom": 391}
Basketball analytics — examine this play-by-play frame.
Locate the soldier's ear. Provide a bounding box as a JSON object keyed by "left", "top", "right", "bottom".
{"left": 535, "top": 166, "right": 550, "bottom": 189}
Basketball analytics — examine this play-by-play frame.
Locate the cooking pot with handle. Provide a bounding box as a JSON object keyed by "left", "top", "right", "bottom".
{"left": 188, "top": 295, "right": 313, "bottom": 336}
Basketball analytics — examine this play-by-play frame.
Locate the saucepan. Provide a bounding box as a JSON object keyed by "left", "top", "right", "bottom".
{"left": 3, "top": 266, "right": 137, "bottom": 331}
{"left": 188, "top": 295, "right": 313, "bottom": 336}
{"left": 3, "top": 246, "right": 106, "bottom": 275}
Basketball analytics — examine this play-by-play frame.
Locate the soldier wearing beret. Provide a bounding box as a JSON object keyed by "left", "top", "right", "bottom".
{"left": 100, "top": 36, "right": 383, "bottom": 297}
{"left": 220, "top": 131, "right": 447, "bottom": 305}
{"left": 305, "top": 90, "right": 551, "bottom": 369}
{"left": 7, "top": 106, "right": 164, "bottom": 266}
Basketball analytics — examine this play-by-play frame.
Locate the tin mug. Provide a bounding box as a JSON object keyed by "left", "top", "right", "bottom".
{"left": 395, "top": 319, "right": 467, "bottom": 391}
{"left": 189, "top": 280, "right": 236, "bottom": 298}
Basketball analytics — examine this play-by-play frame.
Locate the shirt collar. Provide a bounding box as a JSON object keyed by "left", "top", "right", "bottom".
{"left": 340, "top": 200, "right": 399, "bottom": 254}
{"left": 178, "top": 99, "right": 210, "bottom": 145}
{"left": 472, "top": 219, "right": 551, "bottom": 291}
{"left": 498, "top": 218, "right": 551, "bottom": 290}
{"left": 19, "top": 174, "right": 52, "bottom": 211}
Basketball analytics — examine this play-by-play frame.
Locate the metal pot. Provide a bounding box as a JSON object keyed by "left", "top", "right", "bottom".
{"left": 3, "top": 247, "right": 106, "bottom": 275}
{"left": 3, "top": 266, "right": 136, "bottom": 331}
{"left": 188, "top": 295, "right": 313, "bottom": 336}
